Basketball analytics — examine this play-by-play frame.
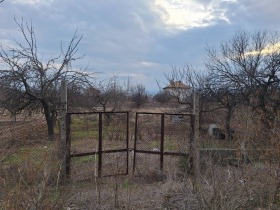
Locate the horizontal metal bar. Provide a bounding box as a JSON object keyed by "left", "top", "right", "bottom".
{"left": 200, "top": 148, "right": 280, "bottom": 152}
{"left": 134, "top": 149, "right": 188, "bottom": 156}
{"left": 70, "top": 152, "right": 98, "bottom": 158}
{"left": 134, "top": 149, "right": 161, "bottom": 155}
{"left": 102, "top": 149, "right": 128, "bottom": 154}
{"left": 136, "top": 112, "right": 194, "bottom": 116}
{"left": 70, "top": 149, "right": 128, "bottom": 158}
{"left": 163, "top": 152, "right": 189, "bottom": 156}
{"left": 68, "top": 111, "right": 129, "bottom": 115}
{"left": 200, "top": 148, "right": 238, "bottom": 151}
{"left": 101, "top": 172, "right": 129, "bottom": 177}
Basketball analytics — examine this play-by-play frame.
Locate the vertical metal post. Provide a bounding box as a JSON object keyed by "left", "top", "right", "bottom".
{"left": 133, "top": 113, "right": 138, "bottom": 174}
{"left": 65, "top": 113, "right": 71, "bottom": 180}
{"left": 160, "top": 114, "right": 165, "bottom": 171}
{"left": 192, "top": 92, "right": 200, "bottom": 185}
{"left": 59, "top": 80, "right": 68, "bottom": 184}
{"left": 98, "top": 112, "right": 103, "bottom": 177}
{"left": 126, "top": 112, "right": 129, "bottom": 175}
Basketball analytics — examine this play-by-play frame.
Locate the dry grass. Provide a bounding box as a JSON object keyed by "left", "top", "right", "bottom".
{"left": 1, "top": 109, "right": 280, "bottom": 209}
{"left": 0, "top": 117, "right": 67, "bottom": 209}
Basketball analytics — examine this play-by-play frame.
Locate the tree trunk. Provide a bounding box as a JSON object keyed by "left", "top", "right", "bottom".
{"left": 225, "top": 108, "right": 233, "bottom": 141}
{"left": 46, "top": 115, "right": 55, "bottom": 141}
{"left": 42, "top": 101, "right": 55, "bottom": 141}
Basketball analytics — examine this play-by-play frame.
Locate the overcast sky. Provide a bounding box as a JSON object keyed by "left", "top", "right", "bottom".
{"left": 1, "top": 0, "right": 280, "bottom": 92}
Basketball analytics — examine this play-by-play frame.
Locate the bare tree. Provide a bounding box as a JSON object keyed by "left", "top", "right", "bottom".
{"left": 66, "top": 82, "right": 96, "bottom": 111}
{"left": 164, "top": 64, "right": 215, "bottom": 132}
{"left": 204, "top": 77, "right": 241, "bottom": 140}
{"left": 164, "top": 65, "right": 240, "bottom": 139}
{"left": 153, "top": 90, "right": 171, "bottom": 104}
{"left": 0, "top": 19, "right": 93, "bottom": 140}
{"left": 96, "top": 76, "right": 127, "bottom": 112}
{"left": 130, "top": 84, "right": 148, "bottom": 109}
{"left": 205, "top": 30, "right": 280, "bottom": 128}
{"left": 0, "top": 83, "right": 25, "bottom": 121}
{"left": 164, "top": 65, "right": 207, "bottom": 109}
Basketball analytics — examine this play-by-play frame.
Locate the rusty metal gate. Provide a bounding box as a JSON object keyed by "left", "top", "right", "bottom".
{"left": 133, "top": 112, "right": 193, "bottom": 176}
{"left": 65, "top": 111, "right": 194, "bottom": 180}
{"left": 66, "top": 112, "right": 129, "bottom": 180}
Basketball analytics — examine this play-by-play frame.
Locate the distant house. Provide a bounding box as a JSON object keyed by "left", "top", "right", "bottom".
{"left": 163, "top": 80, "right": 192, "bottom": 102}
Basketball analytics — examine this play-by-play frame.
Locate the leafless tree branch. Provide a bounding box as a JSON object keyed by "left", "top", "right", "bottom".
{"left": 0, "top": 18, "right": 94, "bottom": 140}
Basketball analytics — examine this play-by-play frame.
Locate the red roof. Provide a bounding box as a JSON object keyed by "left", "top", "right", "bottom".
{"left": 163, "top": 81, "right": 191, "bottom": 90}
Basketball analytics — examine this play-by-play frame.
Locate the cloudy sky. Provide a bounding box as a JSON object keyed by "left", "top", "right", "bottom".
{"left": 0, "top": 0, "right": 280, "bottom": 92}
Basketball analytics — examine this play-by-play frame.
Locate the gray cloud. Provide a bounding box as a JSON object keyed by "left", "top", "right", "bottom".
{"left": 1, "top": 0, "right": 280, "bottom": 91}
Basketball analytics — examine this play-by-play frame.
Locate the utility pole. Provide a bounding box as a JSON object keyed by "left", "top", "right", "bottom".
{"left": 58, "top": 80, "right": 68, "bottom": 184}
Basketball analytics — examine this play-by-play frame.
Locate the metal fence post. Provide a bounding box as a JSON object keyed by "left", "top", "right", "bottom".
{"left": 160, "top": 114, "right": 165, "bottom": 171}
{"left": 98, "top": 112, "right": 103, "bottom": 177}
{"left": 133, "top": 113, "right": 139, "bottom": 175}
{"left": 126, "top": 112, "right": 129, "bottom": 175}
{"left": 65, "top": 114, "right": 71, "bottom": 180}
{"left": 191, "top": 92, "right": 200, "bottom": 186}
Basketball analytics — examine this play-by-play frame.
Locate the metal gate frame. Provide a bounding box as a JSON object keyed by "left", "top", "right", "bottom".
{"left": 65, "top": 111, "right": 129, "bottom": 178}
{"left": 132, "top": 112, "right": 193, "bottom": 174}
{"left": 65, "top": 111, "right": 194, "bottom": 179}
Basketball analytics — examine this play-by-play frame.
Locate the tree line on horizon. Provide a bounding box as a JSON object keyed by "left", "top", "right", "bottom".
{"left": 0, "top": 19, "right": 279, "bottom": 141}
